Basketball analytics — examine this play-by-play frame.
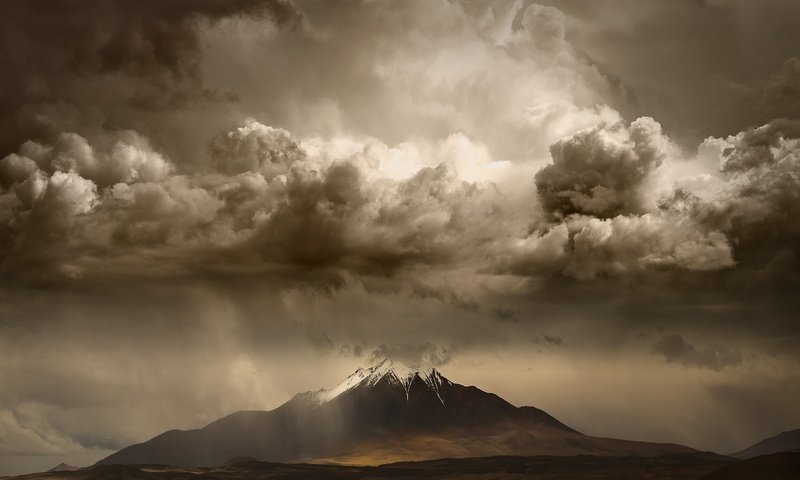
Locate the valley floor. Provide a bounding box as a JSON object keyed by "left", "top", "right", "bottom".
{"left": 1, "top": 453, "right": 756, "bottom": 480}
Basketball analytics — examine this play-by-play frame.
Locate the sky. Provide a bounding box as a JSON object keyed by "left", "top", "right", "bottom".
{"left": 1, "top": 0, "right": 799, "bottom": 474}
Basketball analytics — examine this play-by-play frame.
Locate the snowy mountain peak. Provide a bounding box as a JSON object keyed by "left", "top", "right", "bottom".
{"left": 315, "top": 358, "right": 449, "bottom": 405}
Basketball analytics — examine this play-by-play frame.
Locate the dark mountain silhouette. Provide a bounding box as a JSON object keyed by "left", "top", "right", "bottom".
{"left": 97, "top": 359, "right": 700, "bottom": 466}
{"left": 732, "top": 428, "right": 800, "bottom": 459}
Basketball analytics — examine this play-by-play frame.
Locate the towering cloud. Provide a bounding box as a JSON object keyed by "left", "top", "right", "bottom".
{"left": 695, "top": 119, "right": 800, "bottom": 278}
{"left": 535, "top": 117, "right": 670, "bottom": 218}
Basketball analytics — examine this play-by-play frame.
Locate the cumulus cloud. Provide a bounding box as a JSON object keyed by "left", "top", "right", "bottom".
{"left": 1, "top": 131, "right": 173, "bottom": 188}
{"left": 562, "top": 213, "right": 734, "bottom": 280}
{"left": 493, "top": 224, "right": 570, "bottom": 276}
{"left": 494, "top": 115, "right": 734, "bottom": 281}
{"left": 535, "top": 117, "right": 671, "bottom": 218}
{"left": 5, "top": 107, "right": 798, "bottom": 293}
{"left": 653, "top": 334, "right": 743, "bottom": 371}
{"left": 209, "top": 121, "right": 303, "bottom": 177}
{"left": 688, "top": 119, "right": 800, "bottom": 278}
{"left": 0, "top": 121, "right": 515, "bottom": 282}
{"left": 495, "top": 211, "right": 734, "bottom": 281}
{"left": 10, "top": 113, "right": 793, "bottom": 287}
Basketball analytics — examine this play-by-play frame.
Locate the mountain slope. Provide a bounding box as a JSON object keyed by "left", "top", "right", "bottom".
{"left": 98, "top": 359, "right": 698, "bottom": 466}
{"left": 732, "top": 429, "right": 800, "bottom": 459}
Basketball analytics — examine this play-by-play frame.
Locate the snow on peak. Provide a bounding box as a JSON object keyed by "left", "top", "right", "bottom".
{"left": 315, "top": 358, "right": 448, "bottom": 405}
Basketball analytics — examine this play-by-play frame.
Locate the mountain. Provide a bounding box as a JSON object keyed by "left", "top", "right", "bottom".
{"left": 98, "top": 359, "right": 700, "bottom": 466}
{"left": 46, "top": 463, "right": 79, "bottom": 472}
{"left": 732, "top": 428, "right": 800, "bottom": 459}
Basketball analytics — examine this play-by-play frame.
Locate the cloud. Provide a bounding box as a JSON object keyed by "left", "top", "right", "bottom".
{"left": 552, "top": 1, "right": 800, "bottom": 147}
{"left": 718, "top": 119, "right": 800, "bottom": 174}
{"left": 1, "top": 131, "right": 173, "bottom": 188}
{"left": 562, "top": 213, "right": 734, "bottom": 280}
{"left": 491, "top": 307, "right": 518, "bottom": 323}
{"left": 368, "top": 343, "right": 455, "bottom": 367}
{"left": 688, "top": 119, "right": 800, "bottom": 278}
{"left": 535, "top": 117, "right": 671, "bottom": 218}
{"left": 762, "top": 57, "right": 800, "bottom": 115}
{"left": 209, "top": 121, "right": 303, "bottom": 177}
{"left": 1, "top": 114, "right": 773, "bottom": 287}
{"left": 201, "top": 0, "right": 621, "bottom": 164}
{"left": 6, "top": 109, "right": 800, "bottom": 292}
{"left": 494, "top": 209, "right": 734, "bottom": 281}
{"left": 0, "top": 0, "right": 301, "bottom": 156}
{"left": 533, "top": 335, "right": 564, "bottom": 348}
{"left": 97, "top": 178, "right": 223, "bottom": 247}
{"left": 0, "top": 407, "right": 82, "bottom": 456}
{"left": 653, "top": 334, "right": 743, "bottom": 371}
{"left": 0, "top": 1, "right": 300, "bottom": 81}
{"left": 0, "top": 121, "right": 515, "bottom": 283}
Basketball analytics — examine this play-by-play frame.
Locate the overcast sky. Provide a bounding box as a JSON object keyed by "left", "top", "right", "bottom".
{"left": 1, "top": 0, "right": 799, "bottom": 475}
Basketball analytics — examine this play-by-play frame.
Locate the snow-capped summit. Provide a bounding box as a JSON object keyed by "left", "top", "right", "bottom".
{"left": 316, "top": 358, "right": 449, "bottom": 405}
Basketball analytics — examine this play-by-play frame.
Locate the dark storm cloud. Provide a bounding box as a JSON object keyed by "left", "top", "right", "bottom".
{"left": 0, "top": 0, "right": 301, "bottom": 155}
{"left": 539, "top": 0, "right": 800, "bottom": 147}
{"left": 653, "top": 334, "right": 742, "bottom": 371}
{"left": 0, "top": 0, "right": 299, "bottom": 80}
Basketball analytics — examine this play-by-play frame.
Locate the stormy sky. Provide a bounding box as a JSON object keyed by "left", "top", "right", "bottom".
{"left": 1, "top": 0, "right": 799, "bottom": 474}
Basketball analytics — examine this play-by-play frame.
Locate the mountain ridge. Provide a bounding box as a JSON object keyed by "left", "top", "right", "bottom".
{"left": 731, "top": 428, "right": 800, "bottom": 459}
